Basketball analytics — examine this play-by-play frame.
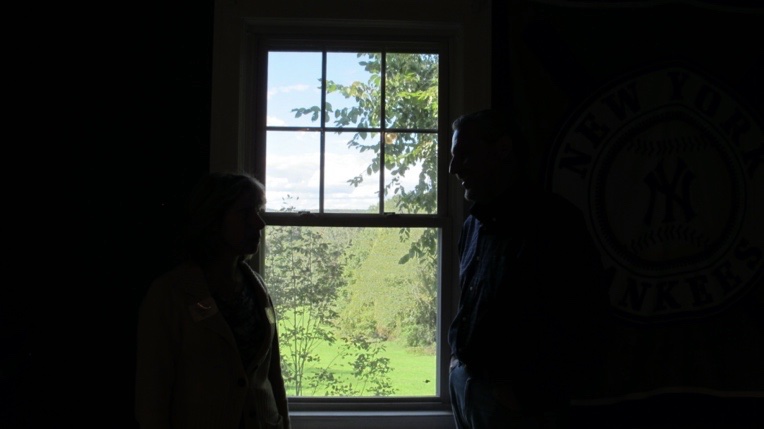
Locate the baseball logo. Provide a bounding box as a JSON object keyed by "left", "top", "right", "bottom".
{"left": 547, "top": 64, "right": 763, "bottom": 323}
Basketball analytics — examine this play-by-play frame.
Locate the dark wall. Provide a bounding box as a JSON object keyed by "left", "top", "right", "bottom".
{"left": 8, "top": 2, "right": 215, "bottom": 428}
{"left": 116, "top": 3, "right": 213, "bottom": 426}
{"left": 105, "top": 2, "right": 214, "bottom": 427}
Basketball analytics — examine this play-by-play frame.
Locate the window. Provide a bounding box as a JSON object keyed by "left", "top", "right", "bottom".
{"left": 224, "top": 19, "right": 463, "bottom": 428}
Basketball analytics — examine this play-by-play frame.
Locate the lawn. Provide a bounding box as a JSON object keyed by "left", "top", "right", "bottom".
{"left": 287, "top": 338, "right": 437, "bottom": 397}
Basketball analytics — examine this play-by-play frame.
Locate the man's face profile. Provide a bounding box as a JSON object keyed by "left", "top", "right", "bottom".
{"left": 449, "top": 123, "right": 508, "bottom": 203}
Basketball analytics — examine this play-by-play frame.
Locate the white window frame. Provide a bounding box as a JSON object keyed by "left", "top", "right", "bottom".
{"left": 212, "top": 18, "right": 467, "bottom": 429}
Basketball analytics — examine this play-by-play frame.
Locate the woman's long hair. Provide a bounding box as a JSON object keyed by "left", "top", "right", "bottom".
{"left": 176, "top": 171, "right": 265, "bottom": 265}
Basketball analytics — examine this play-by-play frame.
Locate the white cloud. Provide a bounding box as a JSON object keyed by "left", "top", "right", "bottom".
{"left": 267, "top": 83, "right": 311, "bottom": 99}
{"left": 266, "top": 116, "right": 286, "bottom": 126}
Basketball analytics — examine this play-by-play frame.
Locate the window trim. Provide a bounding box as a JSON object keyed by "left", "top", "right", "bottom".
{"left": 223, "top": 18, "right": 465, "bottom": 427}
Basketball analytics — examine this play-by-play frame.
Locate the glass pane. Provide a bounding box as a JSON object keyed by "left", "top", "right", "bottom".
{"left": 267, "top": 52, "right": 322, "bottom": 127}
{"left": 265, "top": 130, "right": 320, "bottom": 212}
{"left": 324, "top": 131, "right": 380, "bottom": 213}
{"left": 385, "top": 53, "right": 439, "bottom": 130}
{"left": 326, "top": 52, "right": 381, "bottom": 128}
{"left": 385, "top": 132, "right": 438, "bottom": 214}
{"left": 263, "top": 226, "right": 439, "bottom": 397}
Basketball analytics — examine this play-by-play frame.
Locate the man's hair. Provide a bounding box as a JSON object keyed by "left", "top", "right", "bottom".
{"left": 451, "top": 108, "right": 528, "bottom": 168}
{"left": 177, "top": 171, "right": 266, "bottom": 264}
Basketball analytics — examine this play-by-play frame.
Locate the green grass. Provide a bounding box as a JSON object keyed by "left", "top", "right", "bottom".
{"left": 287, "top": 338, "right": 437, "bottom": 397}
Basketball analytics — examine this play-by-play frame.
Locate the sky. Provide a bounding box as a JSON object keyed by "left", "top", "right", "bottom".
{"left": 264, "top": 51, "right": 425, "bottom": 213}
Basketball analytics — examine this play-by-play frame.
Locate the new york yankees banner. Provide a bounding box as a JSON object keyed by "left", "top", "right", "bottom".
{"left": 495, "top": 0, "right": 764, "bottom": 402}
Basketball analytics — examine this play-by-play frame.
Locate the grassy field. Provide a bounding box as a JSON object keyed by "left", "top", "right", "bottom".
{"left": 287, "top": 338, "right": 437, "bottom": 397}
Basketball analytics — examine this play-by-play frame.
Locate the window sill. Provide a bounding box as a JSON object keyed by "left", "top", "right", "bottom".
{"left": 290, "top": 410, "right": 454, "bottom": 429}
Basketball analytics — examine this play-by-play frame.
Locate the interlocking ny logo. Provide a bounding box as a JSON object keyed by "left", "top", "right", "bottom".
{"left": 643, "top": 158, "right": 696, "bottom": 226}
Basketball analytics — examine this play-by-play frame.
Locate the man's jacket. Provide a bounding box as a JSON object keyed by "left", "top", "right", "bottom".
{"left": 448, "top": 187, "right": 612, "bottom": 409}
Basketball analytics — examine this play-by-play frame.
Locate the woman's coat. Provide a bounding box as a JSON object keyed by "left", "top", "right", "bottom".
{"left": 135, "top": 262, "right": 290, "bottom": 429}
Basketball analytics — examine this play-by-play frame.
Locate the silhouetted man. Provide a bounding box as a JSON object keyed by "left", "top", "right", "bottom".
{"left": 448, "top": 109, "right": 610, "bottom": 429}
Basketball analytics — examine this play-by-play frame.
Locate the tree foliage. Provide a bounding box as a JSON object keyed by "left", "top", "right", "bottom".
{"left": 266, "top": 223, "right": 344, "bottom": 396}
{"left": 266, "top": 198, "right": 396, "bottom": 396}
{"left": 291, "top": 52, "right": 440, "bottom": 266}
{"left": 335, "top": 227, "right": 436, "bottom": 348}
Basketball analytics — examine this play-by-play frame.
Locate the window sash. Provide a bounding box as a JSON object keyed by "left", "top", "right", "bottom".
{"left": 263, "top": 48, "right": 440, "bottom": 215}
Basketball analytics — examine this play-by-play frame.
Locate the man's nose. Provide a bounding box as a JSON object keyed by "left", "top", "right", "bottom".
{"left": 449, "top": 156, "right": 461, "bottom": 175}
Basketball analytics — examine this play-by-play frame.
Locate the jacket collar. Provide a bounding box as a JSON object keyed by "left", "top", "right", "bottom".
{"left": 173, "top": 263, "right": 240, "bottom": 353}
{"left": 179, "top": 260, "right": 275, "bottom": 374}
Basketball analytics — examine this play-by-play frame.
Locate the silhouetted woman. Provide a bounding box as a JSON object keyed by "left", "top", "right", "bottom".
{"left": 135, "top": 172, "right": 290, "bottom": 429}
